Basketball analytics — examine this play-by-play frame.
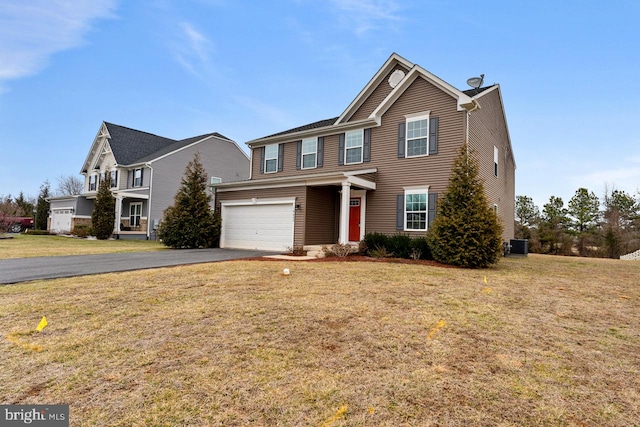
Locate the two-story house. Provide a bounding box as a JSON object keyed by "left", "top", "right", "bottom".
{"left": 214, "top": 53, "right": 515, "bottom": 252}
{"left": 48, "top": 122, "right": 249, "bottom": 238}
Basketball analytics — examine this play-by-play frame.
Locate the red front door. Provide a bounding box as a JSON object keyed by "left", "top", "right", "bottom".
{"left": 349, "top": 198, "right": 361, "bottom": 242}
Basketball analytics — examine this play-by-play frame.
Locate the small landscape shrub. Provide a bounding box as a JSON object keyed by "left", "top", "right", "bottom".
{"left": 386, "top": 233, "right": 412, "bottom": 259}
{"left": 363, "top": 232, "right": 388, "bottom": 255}
{"left": 410, "top": 236, "right": 432, "bottom": 260}
{"left": 369, "top": 246, "right": 394, "bottom": 258}
{"left": 72, "top": 225, "right": 92, "bottom": 238}
{"left": 323, "top": 242, "right": 353, "bottom": 258}
{"left": 286, "top": 245, "right": 307, "bottom": 256}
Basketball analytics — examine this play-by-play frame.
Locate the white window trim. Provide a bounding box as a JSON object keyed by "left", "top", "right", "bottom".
{"left": 130, "top": 202, "right": 142, "bottom": 227}
{"left": 405, "top": 112, "right": 430, "bottom": 159}
{"left": 110, "top": 170, "right": 118, "bottom": 188}
{"left": 264, "top": 144, "right": 278, "bottom": 174}
{"left": 89, "top": 174, "right": 97, "bottom": 191}
{"left": 344, "top": 129, "right": 364, "bottom": 165}
{"left": 494, "top": 146, "right": 499, "bottom": 177}
{"left": 133, "top": 168, "right": 143, "bottom": 187}
{"left": 301, "top": 137, "right": 318, "bottom": 170}
{"left": 404, "top": 186, "right": 430, "bottom": 231}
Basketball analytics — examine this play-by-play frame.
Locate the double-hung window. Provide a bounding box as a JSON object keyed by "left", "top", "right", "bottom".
{"left": 406, "top": 114, "right": 429, "bottom": 157}
{"left": 130, "top": 203, "right": 142, "bottom": 227}
{"left": 89, "top": 175, "right": 97, "bottom": 191}
{"left": 301, "top": 138, "right": 317, "bottom": 169}
{"left": 264, "top": 144, "right": 278, "bottom": 173}
{"left": 133, "top": 168, "right": 143, "bottom": 187}
{"left": 345, "top": 130, "right": 363, "bottom": 164}
{"left": 405, "top": 189, "right": 428, "bottom": 231}
{"left": 110, "top": 170, "right": 118, "bottom": 188}
{"left": 494, "top": 146, "right": 499, "bottom": 177}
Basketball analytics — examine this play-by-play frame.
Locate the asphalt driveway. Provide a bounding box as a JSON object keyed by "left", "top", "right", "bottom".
{"left": 0, "top": 248, "right": 274, "bottom": 285}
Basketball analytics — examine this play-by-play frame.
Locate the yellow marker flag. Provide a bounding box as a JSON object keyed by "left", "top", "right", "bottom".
{"left": 483, "top": 276, "right": 488, "bottom": 284}
{"left": 36, "top": 316, "right": 48, "bottom": 332}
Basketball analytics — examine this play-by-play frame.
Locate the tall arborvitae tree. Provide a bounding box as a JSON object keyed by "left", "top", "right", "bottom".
{"left": 92, "top": 174, "right": 115, "bottom": 239}
{"left": 158, "top": 153, "right": 220, "bottom": 248}
{"left": 427, "top": 144, "right": 503, "bottom": 268}
{"left": 35, "top": 181, "right": 51, "bottom": 230}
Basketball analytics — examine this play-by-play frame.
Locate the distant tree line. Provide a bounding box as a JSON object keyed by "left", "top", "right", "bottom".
{"left": 516, "top": 186, "right": 640, "bottom": 258}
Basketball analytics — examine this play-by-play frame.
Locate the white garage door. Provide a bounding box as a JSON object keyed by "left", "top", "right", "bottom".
{"left": 50, "top": 209, "right": 73, "bottom": 234}
{"left": 221, "top": 201, "right": 294, "bottom": 251}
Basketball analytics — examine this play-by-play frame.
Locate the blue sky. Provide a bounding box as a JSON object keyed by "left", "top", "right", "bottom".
{"left": 1, "top": 0, "right": 639, "bottom": 210}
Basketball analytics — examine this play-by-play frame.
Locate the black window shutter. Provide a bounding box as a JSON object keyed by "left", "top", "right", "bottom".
{"left": 338, "top": 133, "right": 345, "bottom": 165}
{"left": 277, "top": 143, "right": 284, "bottom": 172}
{"left": 428, "top": 192, "right": 438, "bottom": 226}
{"left": 396, "top": 194, "right": 404, "bottom": 230}
{"left": 397, "top": 122, "right": 406, "bottom": 158}
{"left": 363, "top": 128, "right": 371, "bottom": 162}
{"left": 296, "top": 141, "right": 302, "bottom": 170}
{"left": 140, "top": 168, "right": 144, "bottom": 186}
{"left": 429, "top": 117, "right": 438, "bottom": 155}
{"left": 259, "top": 147, "right": 265, "bottom": 174}
{"left": 317, "top": 137, "right": 324, "bottom": 167}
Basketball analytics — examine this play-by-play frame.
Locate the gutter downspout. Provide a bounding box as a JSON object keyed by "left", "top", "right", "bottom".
{"left": 465, "top": 99, "right": 481, "bottom": 163}
{"left": 146, "top": 162, "right": 153, "bottom": 240}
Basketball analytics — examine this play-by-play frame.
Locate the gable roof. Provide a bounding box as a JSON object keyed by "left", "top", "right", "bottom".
{"left": 81, "top": 122, "right": 235, "bottom": 173}
{"left": 248, "top": 53, "right": 485, "bottom": 147}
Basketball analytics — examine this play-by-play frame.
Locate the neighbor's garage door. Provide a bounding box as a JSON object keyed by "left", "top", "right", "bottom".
{"left": 221, "top": 201, "right": 294, "bottom": 251}
{"left": 50, "top": 208, "right": 73, "bottom": 234}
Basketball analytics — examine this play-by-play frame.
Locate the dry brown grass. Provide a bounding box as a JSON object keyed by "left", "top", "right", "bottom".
{"left": 0, "top": 234, "right": 165, "bottom": 259}
{"left": 0, "top": 254, "right": 638, "bottom": 426}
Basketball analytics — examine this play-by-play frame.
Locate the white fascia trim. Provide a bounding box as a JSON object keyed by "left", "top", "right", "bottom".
{"left": 51, "top": 206, "right": 76, "bottom": 210}
{"left": 221, "top": 197, "right": 296, "bottom": 207}
{"left": 370, "top": 67, "right": 475, "bottom": 119}
{"left": 47, "top": 195, "right": 81, "bottom": 202}
{"left": 335, "top": 53, "right": 414, "bottom": 124}
{"left": 215, "top": 168, "right": 378, "bottom": 192}
{"left": 81, "top": 121, "right": 110, "bottom": 174}
{"left": 247, "top": 117, "right": 378, "bottom": 147}
{"left": 348, "top": 175, "right": 376, "bottom": 190}
{"left": 112, "top": 191, "right": 150, "bottom": 199}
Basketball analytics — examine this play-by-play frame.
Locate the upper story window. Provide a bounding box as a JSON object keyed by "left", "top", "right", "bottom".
{"left": 301, "top": 138, "right": 317, "bottom": 169}
{"left": 89, "top": 174, "right": 97, "bottom": 191}
{"left": 345, "top": 130, "right": 363, "bottom": 164}
{"left": 406, "top": 114, "right": 429, "bottom": 157}
{"left": 110, "top": 170, "right": 118, "bottom": 188}
{"left": 133, "top": 168, "right": 143, "bottom": 187}
{"left": 264, "top": 144, "right": 278, "bottom": 173}
{"left": 494, "top": 146, "right": 499, "bottom": 177}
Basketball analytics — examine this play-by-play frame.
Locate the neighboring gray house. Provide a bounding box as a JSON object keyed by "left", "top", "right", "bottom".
{"left": 215, "top": 53, "right": 515, "bottom": 251}
{"left": 48, "top": 121, "right": 249, "bottom": 239}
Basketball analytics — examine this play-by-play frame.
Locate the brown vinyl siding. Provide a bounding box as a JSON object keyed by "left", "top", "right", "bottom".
{"left": 216, "top": 186, "right": 306, "bottom": 247}
{"left": 468, "top": 88, "right": 515, "bottom": 240}
{"left": 348, "top": 64, "right": 411, "bottom": 122}
{"left": 305, "top": 187, "right": 338, "bottom": 244}
{"left": 364, "top": 77, "right": 466, "bottom": 235}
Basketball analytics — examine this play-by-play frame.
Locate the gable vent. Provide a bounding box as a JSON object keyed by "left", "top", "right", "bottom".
{"left": 388, "top": 69, "right": 405, "bottom": 88}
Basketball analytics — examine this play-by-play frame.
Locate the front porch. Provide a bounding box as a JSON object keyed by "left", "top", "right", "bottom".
{"left": 113, "top": 192, "right": 151, "bottom": 240}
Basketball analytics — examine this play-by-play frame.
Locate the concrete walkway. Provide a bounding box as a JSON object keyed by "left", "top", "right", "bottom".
{"left": 0, "top": 248, "right": 275, "bottom": 285}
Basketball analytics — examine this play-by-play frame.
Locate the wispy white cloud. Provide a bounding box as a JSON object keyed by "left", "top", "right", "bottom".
{"left": 0, "top": 0, "right": 117, "bottom": 85}
{"left": 329, "top": 0, "right": 404, "bottom": 36}
{"left": 172, "top": 22, "right": 215, "bottom": 77}
{"left": 572, "top": 164, "right": 640, "bottom": 197}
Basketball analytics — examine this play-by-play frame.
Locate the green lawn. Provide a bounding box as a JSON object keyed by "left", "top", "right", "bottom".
{"left": 1, "top": 254, "right": 638, "bottom": 426}
{"left": 0, "top": 234, "right": 166, "bottom": 259}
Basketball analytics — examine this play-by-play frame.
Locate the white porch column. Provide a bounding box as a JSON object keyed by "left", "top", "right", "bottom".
{"left": 114, "top": 196, "right": 123, "bottom": 234}
{"left": 338, "top": 182, "right": 351, "bottom": 244}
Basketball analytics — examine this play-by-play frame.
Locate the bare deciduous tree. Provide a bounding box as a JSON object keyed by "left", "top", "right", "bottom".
{"left": 55, "top": 174, "right": 84, "bottom": 196}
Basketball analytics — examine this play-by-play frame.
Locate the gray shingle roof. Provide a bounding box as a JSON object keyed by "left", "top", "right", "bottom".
{"left": 261, "top": 117, "right": 339, "bottom": 139}
{"left": 462, "top": 85, "right": 495, "bottom": 97}
{"left": 104, "top": 122, "right": 228, "bottom": 165}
